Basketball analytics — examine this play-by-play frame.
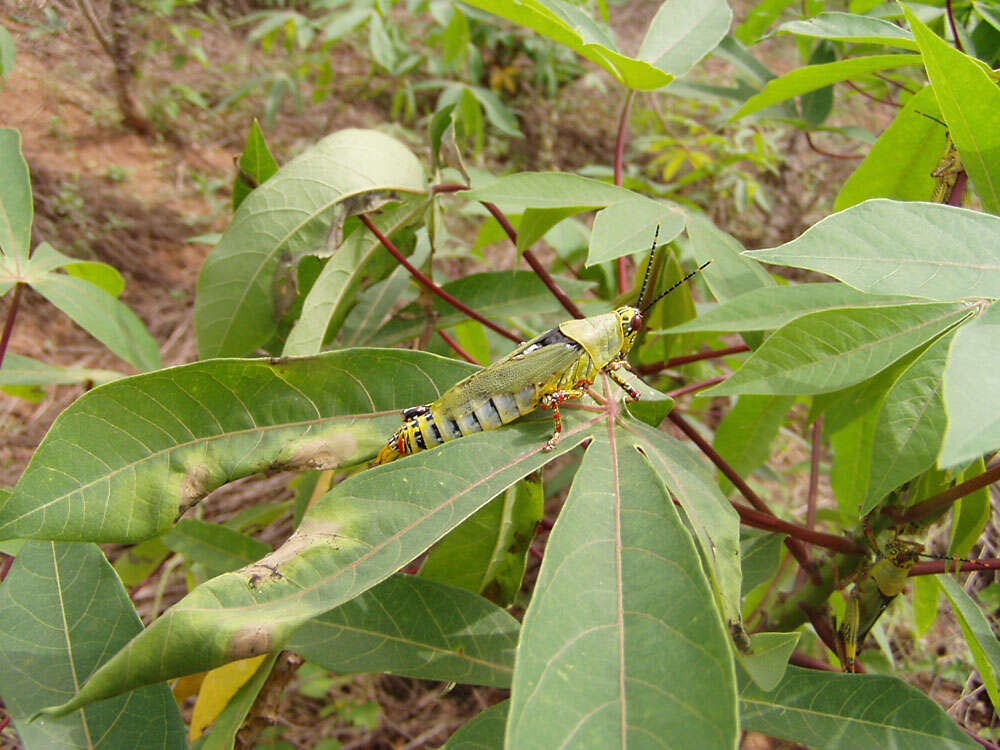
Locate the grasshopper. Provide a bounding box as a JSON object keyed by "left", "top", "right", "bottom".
{"left": 917, "top": 111, "right": 965, "bottom": 204}
{"left": 375, "top": 234, "right": 710, "bottom": 464}
{"left": 836, "top": 534, "right": 924, "bottom": 672}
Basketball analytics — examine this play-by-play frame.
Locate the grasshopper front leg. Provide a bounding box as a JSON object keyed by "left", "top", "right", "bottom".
{"left": 604, "top": 359, "right": 640, "bottom": 400}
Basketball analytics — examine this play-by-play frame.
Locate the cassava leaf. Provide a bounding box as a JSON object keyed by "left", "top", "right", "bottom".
{"left": 746, "top": 200, "right": 1000, "bottom": 300}
{"left": 940, "top": 301, "right": 1000, "bottom": 466}
{"left": 195, "top": 129, "right": 425, "bottom": 358}
{"left": 289, "top": 574, "right": 518, "bottom": 687}
{"left": 905, "top": 7, "right": 1000, "bottom": 214}
{"left": 505, "top": 432, "right": 738, "bottom": 748}
{"left": 669, "top": 283, "right": 916, "bottom": 333}
{"left": 730, "top": 55, "right": 922, "bottom": 120}
{"left": 457, "top": 0, "right": 673, "bottom": 90}
{"left": 35, "top": 417, "right": 595, "bottom": 716}
{"left": 0, "top": 350, "right": 476, "bottom": 542}
{"left": 740, "top": 665, "right": 977, "bottom": 748}
{"left": 707, "top": 302, "right": 972, "bottom": 397}
{"left": 0, "top": 542, "right": 185, "bottom": 747}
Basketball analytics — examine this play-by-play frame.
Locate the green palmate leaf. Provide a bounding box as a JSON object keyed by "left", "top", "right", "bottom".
{"left": 588, "top": 196, "right": 686, "bottom": 265}
{"left": 195, "top": 129, "right": 426, "bottom": 358}
{"left": 834, "top": 86, "right": 948, "bottom": 211}
{"left": 713, "top": 395, "right": 795, "bottom": 495}
{"left": 420, "top": 473, "right": 542, "bottom": 605}
{"left": 912, "top": 575, "right": 940, "bottom": 638}
{"left": 683, "top": 211, "right": 775, "bottom": 304}
{"left": 739, "top": 665, "right": 977, "bottom": 748}
{"left": 463, "top": 171, "right": 635, "bottom": 211}
{"left": 777, "top": 12, "right": 919, "bottom": 49}
{"left": 800, "top": 41, "right": 835, "bottom": 129}
{"left": 338, "top": 231, "right": 430, "bottom": 347}
{"left": 0, "top": 127, "right": 32, "bottom": 264}
{"left": 368, "top": 271, "right": 593, "bottom": 345}
{"left": 62, "top": 260, "right": 125, "bottom": 297}
{"left": 669, "top": 283, "right": 915, "bottom": 333}
{"left": 289, "top": 574, "right": 518, "bottom": 686}
{"left": 0, "top": 350, "right": 476, "bottom": 543}
{"left": 233, "top": 120, "right": 279, "bottom": 213}
{"left": 939, "top": 575, "right": 1000, "bottom": 714}
{"left": 282, "top": 198, "right": 428, "bottom": 356}
{"left": 905, "top": 8, "right": 1000, "bottom": 214}
{"left": 30, "top": 269, "right": 161, "bottom": 372}
{"left": 747, "top": 200, "right": 1000, "bottom": 300}
{"left": 626, "top": 420, "right": 744, "bottom": 641}
{"left": 730, "top": 54, "right": 922, "bottom": 120}
{"left": 738, "top": 632, "right": 799, "bottom": 692}
{"left": 822, "top": 348, "right": 927, "bottom": 517}
{"left": 940, "top": 301, "right": 1000, "bottom": 466}
{"left": 443, "top": 700, "right": 509, "bottom": 749}
{"left": 637, "top": 0, "right": 732, "bottom": 77}
{"left": 457, "top": 0, "right": 673, "bottom": 90}
{"left": 861, "top": 333, "right": 953, "bottom": 514}
{"left": 454, "top": 319, "right": 490, "bottom": 366}
{"left": 0, "top": 542, "right": 186, "bottom": 747}
{"left": 516, "top": 207, "right": 585, "bottom": 252}
{"left": 36, "top": 418, "right": 594, "bottom": 715}
{"left": 189, "top": 652, "right": 280, "bottom": 750}
{"left": 505, "top": 433, "right": 738, "bottom": 748}
{"left": 735, "top": 0, "right": 798, "bottom": 45}
{"left": 949, "top": 458, "right": 991, "bottom": 557}
{"left": 707, "top": 302, "right": 972, "bottom": 397}
{"left": 0, "top": 352, "right": 122, "bottom": 387}
{"left": 162, "top": 519, "right": 272, "bottom": 579}
{"left": 740, "top": 529, "right": 785, "bottom": 595}
{"left": 113, "top": 536, "right": 170, "bottom": 588}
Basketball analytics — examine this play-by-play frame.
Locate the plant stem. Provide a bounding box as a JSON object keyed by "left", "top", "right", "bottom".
{"left": 438, "top": 329, "right": 480, "bottom": 365}
{"left": 844, "top": 79, "right": 900, "bottom": 108}
{"left": 806, "top": 418, "right": 822, "bottom": 530}
{"left": 668, "top": 411, "right": 828, "bottom": 579}
{"left": 0, "top": 282, "right": 24, "bottom": 370}
{"left": 360, "top": 214, "right": 521, "bottom": 344}
{"left": 946, "top": 0, "right": 965, "bottom": 52}
{"left": 431, "top": 183, "right": 466, "bottom": 195}
{"left": 636, "top": 344, "right": 749, "bottom": 374}
{"left": 480, "top": 201, "right": 585, "bottom": 319}
{"left": 733, "top": 502, "right": 864, "bottom": 555}
{"left": 910, "top": 558, "right": 1000, "bottom": 576}
{"left": 898, "top": 461, "right": 1000, "bottom": 524}
{"left": 666, "top": 376, "right": 727, "bottom": 399}
{"left": 614, "top": 89, "right": 635, "bottom": 296}
{"left": 788, "top": 652, "right": 837, "bottom": 672}
{"left": 804, "top": 132, "right": 862, "bottom": 160}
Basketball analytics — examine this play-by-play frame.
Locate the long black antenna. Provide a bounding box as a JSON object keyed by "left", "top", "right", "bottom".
{"left": 635, "top": 223, "right": 660, "bottom": 310}
{"left": 640, "top": 259, "right": 712, "bottom": 315}
{"left": 915, "top": 110, "right": 948, "bottom": 129}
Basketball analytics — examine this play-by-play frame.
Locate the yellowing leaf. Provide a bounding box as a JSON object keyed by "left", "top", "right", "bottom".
{"left": 189, "top": 654, "right": 268, "bottom": 740}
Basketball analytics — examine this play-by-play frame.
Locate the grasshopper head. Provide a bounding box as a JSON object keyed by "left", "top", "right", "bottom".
{"left": 614, "top": 306, "right": 644, "bottom": 355}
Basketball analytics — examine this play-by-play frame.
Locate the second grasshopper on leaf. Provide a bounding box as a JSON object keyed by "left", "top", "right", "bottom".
{"left": 376, "top": 231, "right": 710, "bottom": 464}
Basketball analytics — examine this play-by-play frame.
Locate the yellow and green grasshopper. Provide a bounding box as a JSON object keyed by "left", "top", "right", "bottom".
{"left": 375, "top": 237, "right": 711, "bottom": 464}
{"left": 917, "top": 111, "right": 965, "bottom": 204}
{"left": 836, "top": 535, "right": 924, "bottom": 672}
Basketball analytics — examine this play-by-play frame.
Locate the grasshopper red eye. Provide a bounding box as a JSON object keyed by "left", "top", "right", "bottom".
{"left": 630, "top": 313, "right": 643, "bottom": 332}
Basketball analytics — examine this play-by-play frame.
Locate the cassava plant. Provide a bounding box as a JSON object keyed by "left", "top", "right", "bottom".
{"left": 2, "top": 1, "right": 1000, "bottom": 748}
